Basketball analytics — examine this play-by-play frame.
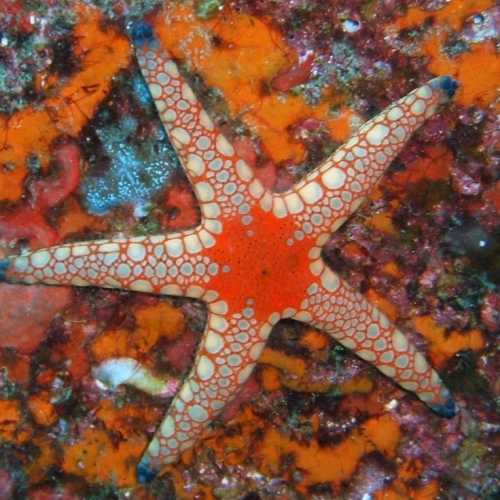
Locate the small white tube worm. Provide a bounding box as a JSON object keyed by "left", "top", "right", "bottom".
{"left": 93, "top": 358, "right": 179, "bottom": 397}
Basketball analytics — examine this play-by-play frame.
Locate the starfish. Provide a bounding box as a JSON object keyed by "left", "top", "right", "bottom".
{"left": 0, "top": 23, "right": 458, "bottom": 482}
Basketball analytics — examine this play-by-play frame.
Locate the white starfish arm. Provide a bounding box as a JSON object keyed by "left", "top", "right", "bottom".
{"left": 135, "top": 40, "right": 268, "bottom": 223}
{"left": 276, "top": 77, "right": 457, "bottom": 238}
{"left": 293, "top": 265, "right": 456, "bottom": 417}
{"left": 1, "top": 230, "right": 218, "bottom": 296}
{"left": 137, "top": 307, "right": 268, "bottom": 477}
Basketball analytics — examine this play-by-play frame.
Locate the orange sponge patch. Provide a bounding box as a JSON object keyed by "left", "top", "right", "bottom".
{"left": 0, "top": 4, "right": 131, "bottom": 202}
{"left": 388, "top": 0, "right": 498, "bottom": 107}
{"left": 154, "top": 3, "right": 356, "bottom": 165}
{"left": 413, "top": 315, "right": 486, "bottom": 367}
{"left": 62, "top": 428, "right": 145, "bottom": 487}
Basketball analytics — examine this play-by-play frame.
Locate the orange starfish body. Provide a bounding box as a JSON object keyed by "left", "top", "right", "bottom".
{"left": 0, "top": 25, "right": 458, "bottom": 481}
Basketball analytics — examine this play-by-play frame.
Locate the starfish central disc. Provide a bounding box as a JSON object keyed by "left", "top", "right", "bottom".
{"left": 206, "top": 207, "right": 314, "bottom": 316}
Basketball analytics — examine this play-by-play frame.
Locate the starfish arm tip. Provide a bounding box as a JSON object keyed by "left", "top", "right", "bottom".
{"left": 136, "top": 458, "right": 157, "bottom": 484}
{"left": 0, "top": 258, "right": 11, "bottom": 282}
{"left": 430, "top": 75, "right": 459, "bottom": 100}
{"left": 429, "top": 395, "right": 458, "bottom": 419}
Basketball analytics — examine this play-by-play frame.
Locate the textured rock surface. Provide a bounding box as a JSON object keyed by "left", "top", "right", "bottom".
{"left": 0, "top": 0, "right": 497, "bottom": 498}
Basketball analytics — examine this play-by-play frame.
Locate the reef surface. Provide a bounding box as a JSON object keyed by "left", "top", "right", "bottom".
{"left": 0, "top": 0, "right": 498, "bottom": 498}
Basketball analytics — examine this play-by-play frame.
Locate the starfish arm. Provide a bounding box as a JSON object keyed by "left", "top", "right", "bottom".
{"left": 135, "top": 40, "right": 267, "bottom": 223}
{"left": 278, "top": 76, "right": 457, "bottom": 237}
{"left": 294, "top": 266, "right": 456, "bottom": 417}
{"left": 137, "top": 308, "right": 268, "bottom": 480}
{"left": 0, "top": 230, "right": 217, "bottom": 296}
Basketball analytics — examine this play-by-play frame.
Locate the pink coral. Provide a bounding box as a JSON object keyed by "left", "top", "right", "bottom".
{"left": 0, "top": 284, "right": 72, "bottom": 353}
